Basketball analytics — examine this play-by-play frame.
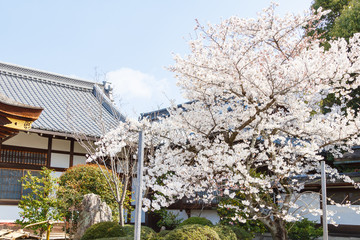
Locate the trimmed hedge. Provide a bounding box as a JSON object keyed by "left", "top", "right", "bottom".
{"left": 158, "top": 230, "right": 171, "bottom": 237}
{"left": 122, "top": 224, "right": 157, "bottom": 240}
{"left": 212, "top": 225, "right": 237, "bottom": 240}
{"left": 164, "top": 224, "right": 220, "bottom": 240}
{"left": 179, "top": 217, "right": 214, "bottom": 227}
{"left": 228, "top": 226, "right": 253, "bottom": 240}
{"left": 81, "top": 222, "right": 126, "bottom": 240}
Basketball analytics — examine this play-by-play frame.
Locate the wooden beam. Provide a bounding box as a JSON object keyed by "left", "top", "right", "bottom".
{"left": 47, "top": 136, "right": 52, "bottom": 168}
{"left": 69, "top": 139, "right": 74, "bottom": 167}
{"left": 1, "top": 144, "right": 48, "bottom": 153}
{"left": 0, "top": 126, "right": 18, "bottom": 135}
{"left": 0, "top": 163, "right": 67, "bottom": 172}
{"left": 1, "top": 133, "right": 18, "bottom": 143}
{"left": 29, "top": 128, "right": 97, "bottom": 141}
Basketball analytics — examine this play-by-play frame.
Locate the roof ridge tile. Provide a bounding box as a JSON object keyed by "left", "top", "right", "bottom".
{"left": 0, "top": 61, "right": 96, "bottom": 90}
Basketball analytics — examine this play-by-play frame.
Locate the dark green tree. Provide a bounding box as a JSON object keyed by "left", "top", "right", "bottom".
{"left": 312, "top": 0, "right": 360, "bottom": 41}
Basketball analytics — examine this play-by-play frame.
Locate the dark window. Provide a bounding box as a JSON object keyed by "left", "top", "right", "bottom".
{"left": 0, "top": 169, "right": 22, "bottom": 200}
{"left": 0, "top": 169, "right": 40, "bottom": 201}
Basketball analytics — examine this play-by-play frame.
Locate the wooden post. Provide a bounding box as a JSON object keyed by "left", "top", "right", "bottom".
{"left": 46, "top": 221, "right": 51, "bottom": 240}
{"left": 134, "top": 131, "right": 145, "bottom": 240}
{"left": 46, "top": 136, "right": 52, "bottom": 168}
{"left": 321, "top": 160, "right": 328, "bottom": 240}
{"left": 69, "top": 139, "right": 74, "bottom": 167}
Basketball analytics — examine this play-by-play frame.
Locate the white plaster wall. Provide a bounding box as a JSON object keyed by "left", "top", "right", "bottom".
{"left": 73, "top": 155, "right": 87, "bottom": 166}
{"left": 293, "top": 192, "right": 321, "bottom": 223}
{"left": 0, "top": 205, "right": 21, "bottom": 222}
{"left": 190, "top": 210, "right": 220, "bottom": 224}
{"left": 52, "top": 139, "right": 70, "bottom": 151}
{"left": 74, "top": 141, "right": 91, "bottom": 154}
{"left": 168, "top": 209, "right": 189, "bottom": 222}
{"left": 50, "top": 153, "right": 70, "bottom": 168}
{"left": 327, "top": 205, "right": 360, "bottom": 225}
{"left": 3, "top": 132, "right": 48, "bottom": 149}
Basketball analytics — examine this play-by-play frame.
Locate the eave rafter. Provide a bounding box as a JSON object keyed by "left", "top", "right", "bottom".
{"left": 0, "top": 94, "right": 42, "bottom": 140}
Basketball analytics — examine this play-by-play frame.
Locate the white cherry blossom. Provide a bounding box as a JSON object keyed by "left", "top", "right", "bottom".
{"left": 143, "top": 4, "right": 360, "bottom": 240}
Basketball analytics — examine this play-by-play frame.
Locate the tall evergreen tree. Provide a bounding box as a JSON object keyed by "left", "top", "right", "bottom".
{"left": 312, "top": 0, "right": 360, "bottom": 40}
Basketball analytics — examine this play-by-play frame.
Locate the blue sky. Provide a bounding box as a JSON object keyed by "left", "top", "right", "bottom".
{"left": 0, "top": 0, "right": 313, "bottom": 117}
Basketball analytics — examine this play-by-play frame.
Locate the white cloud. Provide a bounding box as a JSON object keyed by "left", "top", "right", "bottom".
{"left": 106, "top": 67, "right": 184, "bottom": 117}
{"left": 107, "top": 68, "right": 168, "bottom": 99}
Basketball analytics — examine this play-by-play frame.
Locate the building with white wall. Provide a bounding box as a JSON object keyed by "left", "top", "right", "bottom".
{"left": 0, "top": 62, "right": 124, "bottom": 222}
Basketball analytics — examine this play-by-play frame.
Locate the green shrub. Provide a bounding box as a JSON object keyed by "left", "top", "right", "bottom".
{"left": 287, "top": 218, "right": 322, "bottom": 240}
{"left": 165, "top": 224, "right": 220, "bottom": 240}
{"left": 158, "top": 230, "right": 171, "bottom": 237}
{"left": 122, "top": 224, "right": 157, "bottom": 240}
{"left": 179, "top": 217, "right": 213, "bottom": 227}
{"left": 80, "top": 222, "right": 126, "bottom": 240}
{"left": 212, "top": 225, "right": 237, "bottom": 240}
{"left": 228, "top": 226, "right": 254, "bottom": 240}
{"left": 156, "top": 209, "right": 183, "bottom": 230}
{"left": 57, "top": 164, "right": 132, "bottom": 234}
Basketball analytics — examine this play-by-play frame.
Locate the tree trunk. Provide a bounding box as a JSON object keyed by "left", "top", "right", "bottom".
{"left": 268, "top": 218, "right": 289, "bottom": 240}
{"left": 118, "top": 177, "right": 129, "bottom": 227}
{"left": 119, "top": 203, "right": 125, "bottom": 227}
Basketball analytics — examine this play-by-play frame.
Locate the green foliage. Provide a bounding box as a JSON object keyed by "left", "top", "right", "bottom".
{"left": 312, "top": 0, "right": 360, "bottom": 41}
{"left": 178, "top": 217, "right": 213, "bottom": 227}
{"left": 164, "top": 224, "right": 220, "bottom": 240}
{"left": 312, "top": 0, "right": 352, "bottom": 39}
{"left": 80, "top": 221, "right": 126, "bottom": 240}
{"left": 157, "top": 230, "right": 171, "bottom": 237}
{"left": 287, "top": 218, "right": 322, "bottom": 240}
{"left": 212, "top": 225, "right": 237, "bottom": 240}
{"left": 228, "top": 226, "right": 254, "bottom": 240}
{"left": 330, "top": 0, "right": 360, "bottom": 40}
{"left": 122, "top": 224, "right": 157, "bottom": 240}
{"left": 15, "top": 168, "right": 62, "bottom": 236}
{"left": 57, "top": 164, "right": 133, "bottom": 232}
{"left": 156, "top": 209, "right": 183, "bottom": 230}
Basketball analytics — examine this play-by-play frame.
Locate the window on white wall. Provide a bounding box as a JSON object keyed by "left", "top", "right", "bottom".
{"left": 0, "top": 169, "right": 22, "bottom": 200}
{"left": 0, "top": 169, "right": 40, "bottom": 201}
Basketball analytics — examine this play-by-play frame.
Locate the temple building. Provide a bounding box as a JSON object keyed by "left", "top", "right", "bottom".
{"left": 0, "top": 62, "right": 124, "bottom": 222}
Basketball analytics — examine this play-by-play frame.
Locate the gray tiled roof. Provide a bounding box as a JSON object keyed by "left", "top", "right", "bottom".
{"left": 0, "top": 62, "right": 124, "bottom": 137}
{"left": 140, "top": 101, "right": 195, "bottom": 121}
{"left": 0, "top": 92, "right": 43, "bottom": 110}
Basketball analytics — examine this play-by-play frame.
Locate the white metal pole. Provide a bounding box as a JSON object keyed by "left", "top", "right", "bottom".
{"left": 321, "top": 160, "right": 328, "bottom": 240}
{"left": 134, "top": 130, "right": 145, "bottom": 240}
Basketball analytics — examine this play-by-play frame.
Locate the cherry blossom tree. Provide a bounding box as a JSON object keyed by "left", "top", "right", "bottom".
{"left": 86, "top": 118, "right": 155, "bottom": 226}
{"left": 144, "top": 5, "right": 360, "bottom": 239}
